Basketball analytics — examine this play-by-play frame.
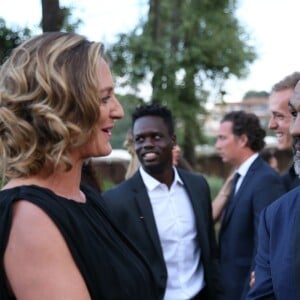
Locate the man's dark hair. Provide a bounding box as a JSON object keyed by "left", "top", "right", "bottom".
{"left": 132, "top": 102, "right": 175, "bottom": 135}
{"left": 272, "top": 72, "right": 300, "bottom": 91}
{"left": 221, "top": 110, "right": 266, "bottom": 151}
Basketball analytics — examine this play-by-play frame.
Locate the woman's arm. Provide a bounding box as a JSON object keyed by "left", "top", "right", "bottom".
{"left": 212, "top": 172, "right": 234, "bottom": 223}
{"left": 4, "top": 200, "right": 91, "bottom": 300}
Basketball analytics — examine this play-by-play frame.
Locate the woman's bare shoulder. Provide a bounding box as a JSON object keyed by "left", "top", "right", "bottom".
{"left": 4, "top": 200, "right": 90, "bottom": 300}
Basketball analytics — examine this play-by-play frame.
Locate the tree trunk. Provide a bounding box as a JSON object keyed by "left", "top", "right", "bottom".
{"left": 41, "top": 0, "right": 63, "bottom": 32}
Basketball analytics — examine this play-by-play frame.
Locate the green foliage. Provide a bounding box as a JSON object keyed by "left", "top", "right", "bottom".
{"left": 102, "top": 180, "right": 116, "bottom": 192}
{"left": 110, "top": 93, "right": 144, "bottom": 148}
{"left": 0, "top": 3, "right": 81, "bottom": 64}
{"left": 59, "top": 6, "right": 82, "bottom": 33}
{"left": 204, "top": 134, "right": 217, "bottom": 146}
{"left": 205, "top": 175, "right": 224, "bottom": 200}
{"left": 0, "top": 18, "right": 31, "bottom": 63}
{"left": 108, "top": 0, "right": 257, "bottom": 164}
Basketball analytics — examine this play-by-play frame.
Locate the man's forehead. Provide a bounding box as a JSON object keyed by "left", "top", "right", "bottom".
{"left": 270, "top": 88, "right": 293, "bottom": 102}
{"left": 220, "top": 121, "right": 233, "bottom": 129}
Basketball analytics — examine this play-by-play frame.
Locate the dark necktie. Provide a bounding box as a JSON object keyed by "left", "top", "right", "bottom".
{"left": 229, "top": 172, "right": 241, "bottom": 200}
{"left": 223, "top": 172, "right": 240, "bottom": 221}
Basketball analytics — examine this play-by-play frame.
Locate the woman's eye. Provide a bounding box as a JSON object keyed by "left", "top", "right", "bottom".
{"left": 101, "top": 95, "right": 110, "bottom": 104}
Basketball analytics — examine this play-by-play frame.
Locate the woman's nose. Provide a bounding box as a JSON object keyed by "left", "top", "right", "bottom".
{"left": 111, "top": 96, "right": 124, "bottom": 119}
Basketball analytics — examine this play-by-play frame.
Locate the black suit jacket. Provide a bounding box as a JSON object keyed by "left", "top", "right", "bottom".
{"left": 103, "top": 168, "right": 223, "bottom": 300}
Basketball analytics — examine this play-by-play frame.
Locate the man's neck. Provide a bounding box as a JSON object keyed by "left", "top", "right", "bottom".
{"left": 144, "top": 166, "right": 175, "bottom": 189}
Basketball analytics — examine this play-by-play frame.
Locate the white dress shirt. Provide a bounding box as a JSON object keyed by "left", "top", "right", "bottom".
{"left": 235, "top": 153, "right": 259, "bottom": 193}
{"left": 140, "top": 167, "right": 205, "bottom": 300}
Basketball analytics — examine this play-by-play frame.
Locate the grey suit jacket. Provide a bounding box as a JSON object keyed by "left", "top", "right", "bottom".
{"left": 103, "top": 168, "right": 223, "bottom": 300}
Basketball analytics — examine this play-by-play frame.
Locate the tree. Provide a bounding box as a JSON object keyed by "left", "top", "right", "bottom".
{"left": 41, "top": 0, "right": 63, "bottom": 31}
{"left": 108, "top": 0, "right": 256, "bottom": 165}
{"left": 110, "top": 93, "right": 144, "bottom": 148}
{"left": 41, "top": 0, "right": 82, "bottom": 32}
{"left": 0, "top": 18, "right": 31, "bottom": 63}
{"left": 0, "top": 1, "right": 81, "bottom": 64}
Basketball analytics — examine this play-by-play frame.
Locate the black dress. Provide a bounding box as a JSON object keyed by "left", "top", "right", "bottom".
{"left": 0, "top": 184, "right": 158, "bottom": 299}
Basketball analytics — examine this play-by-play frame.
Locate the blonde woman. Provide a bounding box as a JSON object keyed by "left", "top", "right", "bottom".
{"left": 0, "top": 32, "right": 157, "bottom": 300}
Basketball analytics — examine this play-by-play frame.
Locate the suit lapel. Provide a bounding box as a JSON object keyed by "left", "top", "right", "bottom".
{"left": 131, "top": 173, "right": 165, "bottom": 260}
{"left": 178, "top": 170, "right": 208, "bottom": 254}
{"left": 221, "top": 157, "right": 261, "bottom": 228}
{"left": 132, "top": 169, "right": 210, "bottom": 262}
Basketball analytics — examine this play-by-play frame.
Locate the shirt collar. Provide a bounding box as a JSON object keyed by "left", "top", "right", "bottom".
{"left": 139, "top": 166, "right": 183, "bottom": 191}
{"left": 236, "top": 153, "right": 259, "bottom": 177}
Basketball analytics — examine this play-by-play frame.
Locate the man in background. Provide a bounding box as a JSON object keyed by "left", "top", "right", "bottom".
{"left": 268, "top": 72, "right": 300, "bottom": 190}
{"left": 247, "top": 72, "right": 300, "bottom": 289}
{"left": 215, "top": 110, "right": 285, "bottom": 299}
{"left": 247, "top": 75, "right": 300, "bottom": 300}
{"left": 212, "top": 74, "right": 300, "bottom": 224}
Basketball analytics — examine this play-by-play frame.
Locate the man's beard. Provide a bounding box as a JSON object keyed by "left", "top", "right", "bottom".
{"left": 294, "top": 153, "right": 300, "bottom": 178}
{"left": 293, "top": 138, "right": 300, "bottom": 177}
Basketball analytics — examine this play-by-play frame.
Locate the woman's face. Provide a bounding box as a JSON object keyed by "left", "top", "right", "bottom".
{"left": 80, "top": 58, "right": 124, "bottom": 158}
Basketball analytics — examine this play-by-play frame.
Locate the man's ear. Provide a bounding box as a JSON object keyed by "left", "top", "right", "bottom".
{"left": 239, "top": 134, "right": 248, "bottom": 147}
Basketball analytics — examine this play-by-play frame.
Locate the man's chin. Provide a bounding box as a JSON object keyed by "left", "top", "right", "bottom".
{"left": 143, "top": 163, "right": 165, "bottom": 174}
{"left": 277, "top": 135, "right": 293, "bottom": 150}
{"left": 221, "top": 157, "right": 228, "bottom": 163}
{"left": 277, "top": 143, "right": 292, "bottom": 151}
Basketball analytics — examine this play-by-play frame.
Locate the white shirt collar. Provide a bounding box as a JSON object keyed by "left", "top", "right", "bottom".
{"left": 139, "top": 166, "right": 183, "bottom": 191}
{"left": 236, "top": 152, "right": 259, "bottom": 177}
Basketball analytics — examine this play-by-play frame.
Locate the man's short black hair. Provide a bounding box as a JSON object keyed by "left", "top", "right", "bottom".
{"left": 132, "top": 102, "right": 175, "bottom": 135}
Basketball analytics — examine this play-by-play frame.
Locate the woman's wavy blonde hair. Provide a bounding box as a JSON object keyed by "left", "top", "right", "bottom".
{"left": 0, "top": 32, "right": 105, "bottom": 179}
